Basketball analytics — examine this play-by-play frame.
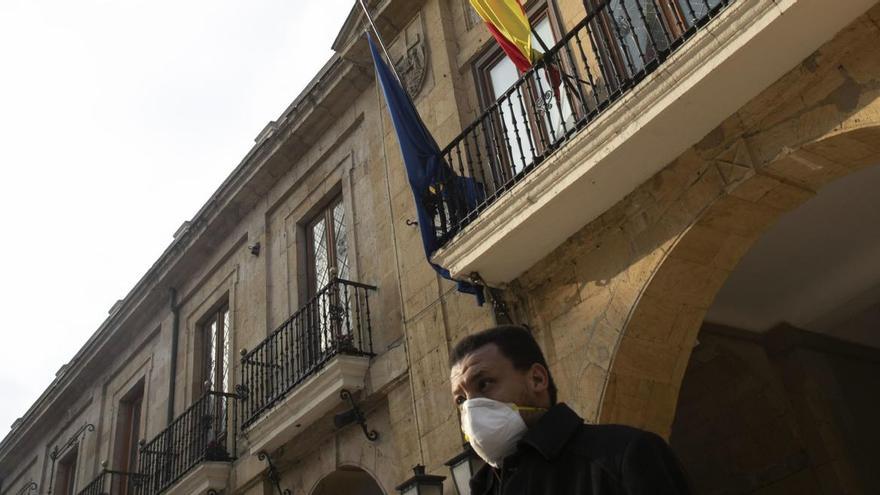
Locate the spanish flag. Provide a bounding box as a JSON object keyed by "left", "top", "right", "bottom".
{"left": 470, "top": 0, "right": 538, "bottom": 74}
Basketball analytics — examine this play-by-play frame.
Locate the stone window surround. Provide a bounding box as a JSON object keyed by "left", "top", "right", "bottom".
{"left": 286, "top": 153, "right": 360, "bottom": 314}
{"left": 182, "top": 269, "right": 238, "bottom": 410}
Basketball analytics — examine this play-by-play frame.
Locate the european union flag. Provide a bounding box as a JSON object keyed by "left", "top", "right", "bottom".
{"left": 367, "top": 34, "right": 484, "bottom": 305}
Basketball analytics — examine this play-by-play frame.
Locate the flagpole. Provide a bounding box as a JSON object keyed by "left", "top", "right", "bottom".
{"left": 357, "top": 0, "right": 404, "bottom": 84}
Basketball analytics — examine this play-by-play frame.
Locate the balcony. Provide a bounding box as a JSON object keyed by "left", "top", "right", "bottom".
{"left": 238, "top": 278, "right": 376, "bottom": 453}
{"left": 430, "top": 0, "right": 876, "bottom": 285}
{"left": 134, "top": 391, "right": 237, "bottom": 495}
{"left": 77, "top": 469, "right": 144, "bottom": 495}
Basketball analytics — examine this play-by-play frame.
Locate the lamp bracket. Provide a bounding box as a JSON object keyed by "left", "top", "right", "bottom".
{"left": 16, "top": 482, "right": 37, "bottom": 495}
{"left": 339, "top": 389, "right": 379, "bottom": 442}
{"left": 257, "top": 451, "right": 292, "bottom": 495}
{"left": 47, "top": 423, "right": 95, "bottom": 495}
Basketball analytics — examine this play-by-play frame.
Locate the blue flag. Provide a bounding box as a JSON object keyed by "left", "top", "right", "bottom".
{"left": 367, "top": 34, "right": 484, "bottom": 305}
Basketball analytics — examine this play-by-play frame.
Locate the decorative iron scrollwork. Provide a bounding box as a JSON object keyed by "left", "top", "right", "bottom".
{"left": 16, "top": 481, "right": 37, "bottom": 495}
{"left": 338, "top": 389, "right": 379, "bottom": 442}
{"left": 47, "top": 423, "right": 95, "bottom": 495}
{"left": 50, "top": 423, "right": 95, "bottom": 460}
{"left": 235, "top": 383, "right": 250, "bottom": 400}
{"left": 535, "top": 90, "right": 556, "bottom": 116}
{"left": 257, "top": 451, "right": 292, "bottom": 495}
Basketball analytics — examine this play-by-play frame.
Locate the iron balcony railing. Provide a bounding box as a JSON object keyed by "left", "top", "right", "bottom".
{"left": 135, "top": 391, "right": 237, "bottom": 495}
{"left": 77, "top": 469, "right": 146, "bottom": 495}
{"left": 239, "top": 278, "right": 376, "bottom": 429}
{"left": 429, "top": 0, "right": 731, "bottom": 245}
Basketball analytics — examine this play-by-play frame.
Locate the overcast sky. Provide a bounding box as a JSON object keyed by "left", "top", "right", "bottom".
{"left": 0, "top": 0, "right": 358, "bottom": 440}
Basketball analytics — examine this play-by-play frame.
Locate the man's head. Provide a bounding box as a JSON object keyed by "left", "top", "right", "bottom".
{"left": 449, "top": 325, "right": 557, "bottom": 416}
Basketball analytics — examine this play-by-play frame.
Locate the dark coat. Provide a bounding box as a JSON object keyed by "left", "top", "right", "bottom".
{"left": 470, "top": 403, "right": 691, "bottom": 495}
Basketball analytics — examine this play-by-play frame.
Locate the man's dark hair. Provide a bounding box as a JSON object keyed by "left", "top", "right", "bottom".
{"left": 450, "top": 325, "right": 558, "bottom": 405}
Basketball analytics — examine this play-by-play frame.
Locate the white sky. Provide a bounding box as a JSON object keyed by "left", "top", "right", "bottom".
{"left": 0, "top": 0, "right": 357, "bottom": 440}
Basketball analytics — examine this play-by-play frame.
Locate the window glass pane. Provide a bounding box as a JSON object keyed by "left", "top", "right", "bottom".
{"left": 489, "top": 56, "right": 531, "bottom": 175}
{"left": 221, "top": 308, "right": 230, "bottom": 394}
{"left": 311, "top": 218, "right": 330, "bottom": 290}
{"left": 531, "top": 17, "right": 574, "bottom": 141}
{"left": 607, "top": 0, "right": 672, "bottom": 74}
{"left": 677, "top": 0, "right": 722, "bottom": 25}
{"left": 205, "top": 321, "right": 217, "bottom": 392}
{"left": 332, "top": 202, "right": 350, "bottom": 281}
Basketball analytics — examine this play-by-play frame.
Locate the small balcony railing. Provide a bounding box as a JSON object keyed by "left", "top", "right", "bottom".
{"left": 239, "top": 278, "right": 376, "bottom": 429}
{"left": 77, "top": 469, "right": 145, "bottom": 495}
{"left": 134, "top": 391, "right": 237, "bottom": 495}
{"left": 429, "top": 0, "right": 731, "bottom": 245}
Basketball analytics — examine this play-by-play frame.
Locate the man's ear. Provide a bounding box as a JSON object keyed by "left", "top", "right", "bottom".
{"left": 527, "top": 363, "right": 549, "bottom": 395}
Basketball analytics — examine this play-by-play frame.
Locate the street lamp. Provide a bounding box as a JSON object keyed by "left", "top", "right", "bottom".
{"left": 395, "top": 465, "right": 446, "bottom": 495}
{"left": 444, "top": 444, "right": 484, "bottom": 495}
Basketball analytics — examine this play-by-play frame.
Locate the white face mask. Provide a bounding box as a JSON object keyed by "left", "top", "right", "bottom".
{"left": 460, "top": 398, "right": 529, "bottom": 468}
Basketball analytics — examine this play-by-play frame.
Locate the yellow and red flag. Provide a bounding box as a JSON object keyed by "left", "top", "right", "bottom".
{"left": 469, "top": 0, "right": 538, "bottom": 74}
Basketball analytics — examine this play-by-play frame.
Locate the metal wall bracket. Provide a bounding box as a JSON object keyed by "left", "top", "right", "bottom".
{"left": 338, "top": 389, "right": 379, "bottom": 442}
{"left": 257, "top": 451, "right": 292, "bottom": 495}
{"left": 16, "top": 481, "right": 37, "bottom": 495}
{"left": 47, "top": 423, "right": 95, "bottom": 495}
{"left": 468, "top": 272, "right": 512, "bottom": 324}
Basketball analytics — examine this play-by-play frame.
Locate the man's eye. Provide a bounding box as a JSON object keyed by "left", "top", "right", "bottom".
{"left": 478, "top": 379, "right": 491, "bottom": 391}
{"left": 455, "top": 396, "right": 465, "bottom": 406}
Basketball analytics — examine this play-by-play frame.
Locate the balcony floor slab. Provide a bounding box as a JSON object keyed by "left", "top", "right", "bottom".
{"left": 244, "top": 354, "right": 371, "bottom": 454}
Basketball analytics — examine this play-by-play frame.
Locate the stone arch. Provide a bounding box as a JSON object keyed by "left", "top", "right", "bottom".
{"left": 598, "top": 124, "right": 880, "bottom": 437}
{"left": 308, "top": 464, "right": 386, "bottom": 495}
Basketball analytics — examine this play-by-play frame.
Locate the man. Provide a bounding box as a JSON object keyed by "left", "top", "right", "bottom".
{"left": 449, "top": 325, "right": 691, "bottom": 494}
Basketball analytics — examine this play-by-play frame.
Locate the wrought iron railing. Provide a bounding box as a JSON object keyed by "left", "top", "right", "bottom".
{"left": 77, "top": 469, "right": 145, "bottom": 495}
{"left": 135, "top": 391, "right": 237, "bottom": 495}
{"left": 239, "top": 278, "right": 376, "bottom": 428}
{"left": 429, "top": 0, "right": 731, "bottom": 245}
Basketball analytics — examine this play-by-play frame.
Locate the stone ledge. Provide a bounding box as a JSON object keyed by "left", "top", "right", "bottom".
{"left": 245, "top": 354, "right": 371, "bottom": 454}
{"left": 164, "top": 461, "right": 231, "bottom": 495}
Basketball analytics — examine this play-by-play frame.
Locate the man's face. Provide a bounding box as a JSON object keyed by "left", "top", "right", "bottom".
{"left": 449, "top": 343, "right": 536, "bottom": 409}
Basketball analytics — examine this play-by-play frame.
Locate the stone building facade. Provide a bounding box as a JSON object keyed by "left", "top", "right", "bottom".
{"left": 1, "top": 0, "right": 879, "bottom": 494}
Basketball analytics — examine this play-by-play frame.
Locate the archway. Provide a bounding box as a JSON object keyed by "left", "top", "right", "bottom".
{"left": 600, "top": 126, "right": 880, "bottom": 437}
{"left": 667, "top": 162, "right": 880, "bottom": 492}
{"left": 310, "top": 465, "right": 385, "bottom": 495}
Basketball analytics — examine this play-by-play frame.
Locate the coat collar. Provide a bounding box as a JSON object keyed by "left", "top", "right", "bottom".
{"left": 519, "top": 402, "right": 584, "bottom": 460}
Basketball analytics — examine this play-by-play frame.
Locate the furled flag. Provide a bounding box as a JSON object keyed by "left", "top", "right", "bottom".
{"left": 367, "top": 34, "right": 485, "bottom": 305}
{"left": 470, "top": 0, "right": 538, "bottom": 74}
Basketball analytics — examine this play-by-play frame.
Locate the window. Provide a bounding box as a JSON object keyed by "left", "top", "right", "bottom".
{"left": 587, "top": 0, "right": 722, "bottom": 90}
{"left": 306, "top": 197, "right": 350, "bottom": 294}
{"left": 304, "top": 197, "right": 353, "bottom": 356}
{"left": 476, "top": 2, "right": 575, "bottom": 180}
{"left": 113, "top": 382, "right": 144, "bottom": 495}
{"left": 196, "top": 304, "right": 230, "bottom": 452}
{"left": 54, "top": 447, "right": 78, "bottom": 495}
{"left": 199, "top": 304, "right": 230, "bottom": 395}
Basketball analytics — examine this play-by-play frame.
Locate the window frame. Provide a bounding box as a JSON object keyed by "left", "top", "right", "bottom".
{"left": 196, "top": 302, "right": 231, "bottom": 396}
{"left": 305, "top": 195, "right": 348, "bottom": 297}
{"left": 584, "top": 0, "right": 689, "bottom": 88}
{"left": 471, "top": 0, "right": 576, "bottom": 183}
{"left": 112, "top": 381, "right": 144, "bottom": 495}
{"left": 53, "top": 445, "right": 79, "bottom": 495}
